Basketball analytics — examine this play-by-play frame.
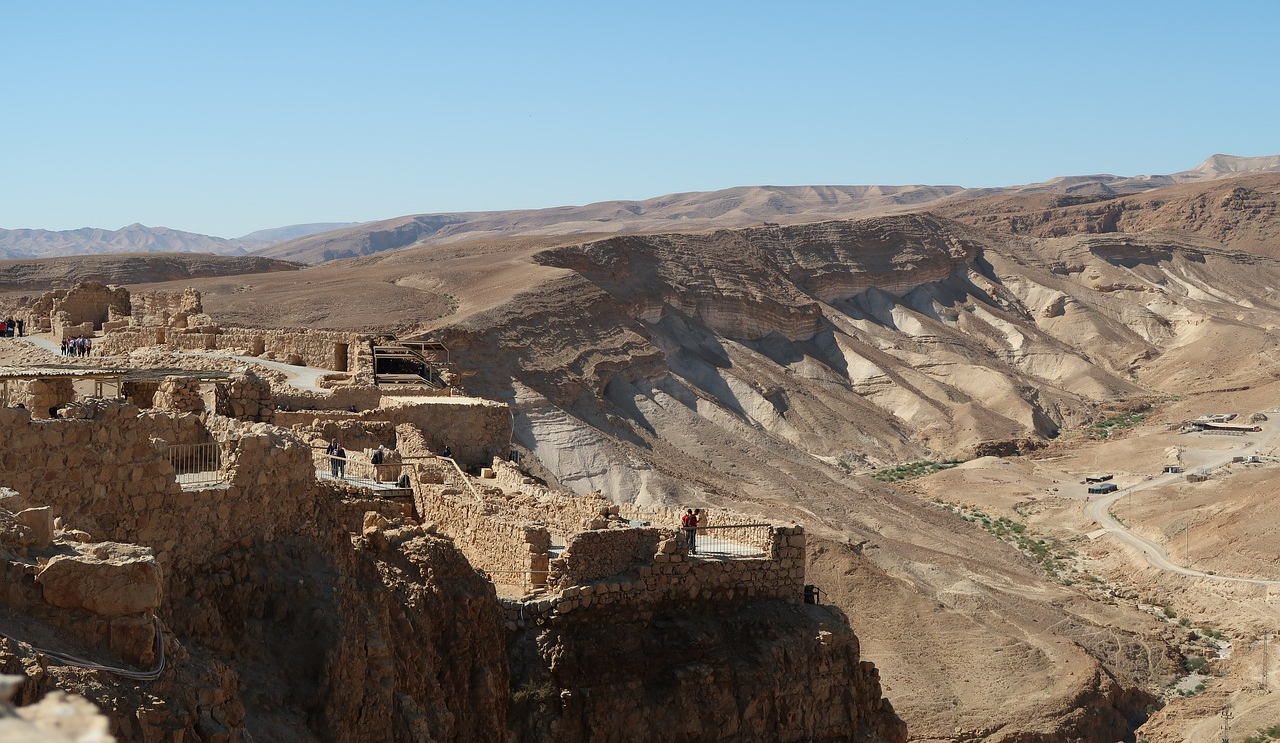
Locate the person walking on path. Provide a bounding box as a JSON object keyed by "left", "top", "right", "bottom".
{"left": 682, "top": 509, "right": 699, "bottom": 555}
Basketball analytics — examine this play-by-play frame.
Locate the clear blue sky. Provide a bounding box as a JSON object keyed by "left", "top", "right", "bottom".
{"left": 2, "top": 1, "right": 1276, "bottom": 238}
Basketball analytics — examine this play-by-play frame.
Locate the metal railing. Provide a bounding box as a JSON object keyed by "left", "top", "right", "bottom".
{"left": 312, "top": 448, "right": 406, "bottom": 485}
{"left": 686, "top": 524, "right": 772, "bottom": 558}
{"left": 166, "top": 442, "right": 224, "bottom": 487}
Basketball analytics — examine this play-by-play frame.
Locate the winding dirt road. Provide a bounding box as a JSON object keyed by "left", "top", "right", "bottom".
{"left": 1085, "top": 428, "right": 1280, "bottom": 586}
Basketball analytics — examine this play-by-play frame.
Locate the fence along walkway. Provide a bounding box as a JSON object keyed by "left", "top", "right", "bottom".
{"left": 311, "top": 447, "right": 410, "bottom": 492}
{"left": 690, "top": 524, "right": 771, "bottom": 558}
{"left": 165, "top": 442, "right": 224, "bottom": 488}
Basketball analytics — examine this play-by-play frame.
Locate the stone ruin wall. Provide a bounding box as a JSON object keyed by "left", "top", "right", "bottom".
{"left": 0, "top": 405, "right": 513, "bottom": 742}
{"left": 129, "top": 289, "right": 204, "bottom": 327}
{"left": 271, "top": 386, "right": 385, "bottom": 416}
{"left": 0, "top": 405, "right": 326, "bottom": 605}
{"left": 413, "top": 486, "right": 551, "bottom": 585}
{"left": 282, "top": 399, "right": 512, "bottom": 468}
{"left": 411, "top": 455, "right": 806, "bottom": 611}
{"left": 500, "top": 524, "right": 806, "bottom": 632}
{"left": 549, "top": 527, "right": 659, "bottom": 587}
{"left": 17, "top": 281, "right": 131, "bottom": 336}
{"left": 98, "top": 325, "right": 369, "bottom": 373}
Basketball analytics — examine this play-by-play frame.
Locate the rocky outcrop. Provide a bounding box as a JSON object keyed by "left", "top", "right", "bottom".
{"left": 508, "top": 601, "right": 906, "bottom": 743}
{"left": 37, "top": 542, "right": 161, "bottom": 616}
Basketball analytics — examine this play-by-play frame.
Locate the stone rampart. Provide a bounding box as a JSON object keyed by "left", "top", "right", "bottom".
{"left": 413, "top": 485, "right": 550, "bottom": 586}
{"left": 24, "top": 281, "right": 130, "bottom": 334}
{"left": 279, "top": 400, "right": 513, "bottom": 469}
{"left": 499, "top": 524, "right": 806, "bottom": 628}
{"left": 427, "top": 459, "right": 805, "bottom": 609}
{"left": 98, "top": 325, "right": 367, "bottom": 373}
{"left": 381, "top": 398, "right": 511, "bottom": 467}
{"left": 0, "top": 404, "right": 332, "bottom": 610}
{"left": 130, "top": 288, "right": 203, "bottom": 327}
{"left": 549, "top": 528, "right": 660, "bottom": 587}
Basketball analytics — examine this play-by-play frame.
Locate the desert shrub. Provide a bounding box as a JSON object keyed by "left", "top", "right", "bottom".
{"left": 871, "top": 459, "right": 962, "bottom": 482}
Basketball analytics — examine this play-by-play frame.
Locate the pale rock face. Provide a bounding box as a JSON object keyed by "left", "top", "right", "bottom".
{"left": 1, "top": 683, "right": 115, "bottom": 743}
{"left": 12, "top": 508, "right": 52, "bottom": 548}
{"left": 36, "top": 542, "right": 162, "bottom": 616}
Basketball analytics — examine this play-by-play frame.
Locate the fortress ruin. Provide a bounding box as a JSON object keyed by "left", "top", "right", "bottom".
{"left": 0, "top": 281, "right": 854, "bottom": 743}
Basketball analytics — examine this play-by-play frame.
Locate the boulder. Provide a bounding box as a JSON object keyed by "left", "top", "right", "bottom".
{"left": 37, "top": 542, "right": 162, "bottom": 616}
{"left": 13, "top": 508, "right": 52, "bottom": 549}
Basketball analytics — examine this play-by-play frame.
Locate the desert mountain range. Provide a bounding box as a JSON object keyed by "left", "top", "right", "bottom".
{"left": 4, "top": 154, "right": 1278, "bottom": 262}
{"left": 6, "top": 155, "right": 1280, "bottom": 741}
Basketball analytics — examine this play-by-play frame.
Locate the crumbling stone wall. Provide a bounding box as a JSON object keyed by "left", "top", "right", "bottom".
{"left": 130, "top": 288, "right": 204, "bottom": 327}
{"left": 153, "top": 376, "right": 206, "bottom": 413}
{"left": 282, "top": 399, "right": 512, "bottom": 467}
{"left": 14, "top": 377, "right": 76, "bottom": 418}
{"left": 413, "top": 486, "right": 550, "bottom": 584}
{"left": 0, "top": 405, "right": 513, "bottom": 743}
{"left": 212, "top": 370, "right": 272, "bottom": 422}
{"left": 272, "top": 386, "right": 384, "bottom": 415}
{"left": 549, "top": 528, "right": 660, "bottom": 587}
{"left": 98, "top": 325, "right": 367, "bottom": 373}
{"left": 24, "top": 281, "right": 130, "bottom": 334}
{"left": 512, "top": 524, "right": 805, "bottom": 616}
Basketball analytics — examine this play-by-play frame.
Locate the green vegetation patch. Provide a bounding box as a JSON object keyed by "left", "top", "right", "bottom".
{"left": 872, "top": 459, "right": 961, "bottom": 482}
{"left": 1088, "top": 412, "right": 1147, "bottom": 440}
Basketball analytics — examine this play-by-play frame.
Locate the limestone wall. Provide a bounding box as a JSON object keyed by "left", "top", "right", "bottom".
{"left": 380, "top": 399, "right": 511, "bottom": 467}
{"left": 24, "top": 281, "right": 130, "bottom": 334}
{"left": 413, "top": 485, "right": 550, "bottom": 585}
{"left": 273, "top": 386, "right": 384, "bottom": 415}
{"left": 501, "top": 524, "right": 806, "bottom": 624}
{"left": 98, "top": 325, "right": 368, "bottom": 373}
{"left": 0, "top": 404, "right": 333, "bottom": 608}
{"left": 549, "top": 528, "right": 660, "bottom": 587}
{"left": 130, "top": 288, "right": 203, "bottom": 327}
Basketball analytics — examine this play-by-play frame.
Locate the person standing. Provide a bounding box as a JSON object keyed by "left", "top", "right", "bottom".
{"left": 333, "top": 442, "right": 346, "bottom": 478}
{"left": 682, "top": 509, "right": 698, "bottom": 555}
{"left": 371, "top": 445, "right": 387, "bottom": 483}
{"left": 694, "top": 508, "right": 708, "bottom": 552}
{"left": 326, "top": 439, "right": 342, "bottom": 478}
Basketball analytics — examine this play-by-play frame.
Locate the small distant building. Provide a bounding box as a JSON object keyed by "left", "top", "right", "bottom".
{"left": 1083, "top": 474, "right": 1114, "bottom": 484}
{"left": 1163, "top": 465, "right": 1184, "bottom": 474}
{"left": 1088, "top": 483, "right": 1119, "bottom": 494}
{"left": 1186, "top": 472, "right": 1209, "bottom": 483}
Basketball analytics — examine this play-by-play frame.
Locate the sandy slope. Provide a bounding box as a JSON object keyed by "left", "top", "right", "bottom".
{"left": 8, "top": 172, "right": 1280, "bottom": 740}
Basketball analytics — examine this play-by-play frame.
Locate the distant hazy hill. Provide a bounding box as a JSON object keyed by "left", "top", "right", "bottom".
{"left": 255, "top": 154, "right": 1280, "bottom": 264}
{"left": 9, "top": 154, "right": 1280, "bottom": 263}
{"left": 237, "top": 222, "right": 363, "bottom": 244}
{"left": 0, "top": 253, "right": 302, "bottom": 292}
{"left": 0, "top": 223, "right": 253, "bottom": 259}
{"left": 0, "top": 221, "right": 359, "bottom": 260}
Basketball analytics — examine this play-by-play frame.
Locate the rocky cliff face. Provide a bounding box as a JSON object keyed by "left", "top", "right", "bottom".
{"left": 507, "top": 601, "right": 906, "bottom": 743}
{"left": 936, "top": 173, "right": 1280, "bottom": 255}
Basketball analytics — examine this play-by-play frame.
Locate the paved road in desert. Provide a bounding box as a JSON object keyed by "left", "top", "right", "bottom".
{"left": 1085, "top": 428, "right": 1280, "bottom": 587}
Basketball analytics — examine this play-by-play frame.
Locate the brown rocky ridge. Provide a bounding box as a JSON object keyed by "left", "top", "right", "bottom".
{"left": 2, "top": 165, "right": 1280, "bottom": 742}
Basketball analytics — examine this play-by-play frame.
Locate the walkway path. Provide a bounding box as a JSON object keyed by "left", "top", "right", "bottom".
{"left": 1085, "top": 429, "right": 1280, "bottom": 587}
{"left": 14, "top": 334, "right": 331, "bottom": 393}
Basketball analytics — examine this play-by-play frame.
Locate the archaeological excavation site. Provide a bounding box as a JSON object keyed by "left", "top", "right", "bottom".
{"left": 7, "top": 161, "right": 1280, "bottom": 743}
{"left": 0, "top": 279, "right": 904, "bottom": 743}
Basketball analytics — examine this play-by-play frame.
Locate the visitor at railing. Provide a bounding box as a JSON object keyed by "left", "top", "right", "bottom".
{"left": 325, "top": 439, "right": 346, "bottom": 478}
{"left": 681, "top": 509, "right": 698, "bottom": 554}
